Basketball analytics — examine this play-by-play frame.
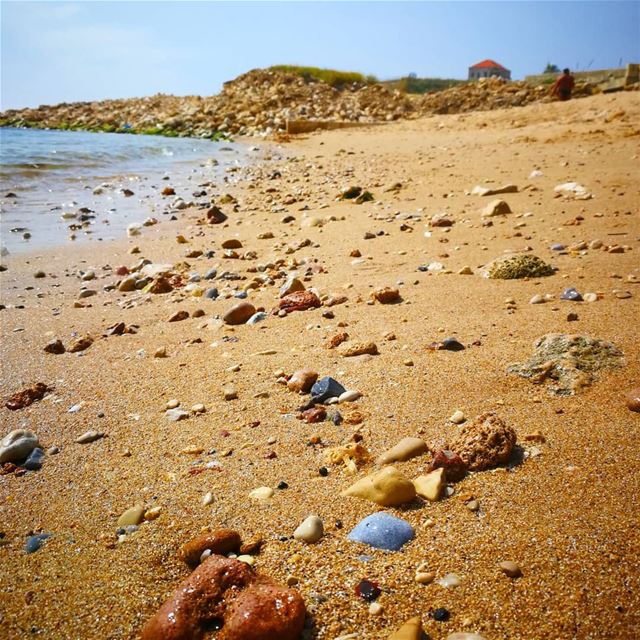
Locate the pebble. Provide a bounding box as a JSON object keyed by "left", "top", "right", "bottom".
{"left": 387, "top": 616, "right": 423, "bottom": 640}
{"left": 0, "top": 429, "right": 40, "bottom": 464}
{"left": 44, "top": 338, "right": 65, "bottom": 354}
{"left": 223, "top": 301, "right": 256, "bottom": 325}
{"left": 347, "top": 512, "right": 415, "bottom": 551}
{"left": 154, "top": 347, "right": 168, "bottom": 358}
{"left": 311, "top": 376, "right": 346, "bottom": 403}
{"left": 415, "top": 562, "right": 435, "bottom": 584}
{"left": 293, "top": 515, "right": 324, "bottom": 543}
{"left": 117, "top": 505, "right": 145, "bottom": 527}
{"left": 342, "top": 466, "right": 416, "bottom": 506}
{"left": 458, "top": 266, "right": 473, "bottom": 275}
{"left": 370, "top": 286, "right": 401, "bottom": 304}
{"left": 433, "top": 608, "right": 450, "bottom": 622}
{"left": 447, "top": 634, "right": 488, "bottom": 640}
{"left": 223, "top": 385, "right": 238, "bottom": 401}
{"left": 165, "top": 408, "right": 189, "bottom": 421}
{"left": 338, "top": 390, "right": 362, "bottom": 403}
{"left": 339, "top": 341, "right": 379, "bottom": 357}
{"left": 413, "top": 468, "right": 445, "bottom": 501}
{"left": 583, "top": 292, "right": 598, "bottom": 303}
{"left": 166, "top": 399, "right": 180, "bottom": 409}
{"left": 377, "top": 437, "right": 428, "bottom": 465}
{"left": 25, "top": 533, "right": 51, "bottom": 554}
{"left": 22, "top": 447, "right": 45, "bottom": 471}
{"left": 279, "top": 276, "right": 305, "bottom": 297}
{"left": 246, "top": 311, "right": 268, "bottom": 325}
{"left": 75, "top": 430, "right": 104, "bottom": 444}
{"left": 560, "top": 287, "right": 582, "bottom": 301}
{"left": 529, "top": 294, "right": 545, "bottom": 305}
{"left": 437, "top": 573, "right": 463, "bottom": 588}
{"left": 191, "top": 403, "right": 205, "bottom": 413}
{"left": 449, "top": 409, "right": 465, "bottom": 424}
{"left": 369, "top": 602, "right": 384, "bottom": 616}
{"left": 204, "top": 287, "right": 219, "bottom": 299}
{"left": 481, "top": 199, "right": 511, "bottom": 217}
{"left": 144, "top": 507, "right": 162, "bottom": 521}
{"left": 625, "top": 387, "right": 640, "bottom": 412}
{"left": 249, "top": 486, "right": 273, "bottom": 501}
{"left": 178, "top": 530, "right": 242, "bottom": 567}
{"left": 498, "top": 560, "right": 522, "bottom": 578}
{"left": 202, "top": 492, "right": 214, "bottom": 506}
{"left": 287, "top": 369, "right": 318, "bottom": 393}
{"left": 466, "top": 499, "right": 480, "bottom": 512}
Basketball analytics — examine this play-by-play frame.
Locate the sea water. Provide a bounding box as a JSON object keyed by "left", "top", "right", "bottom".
{"left": 0, "top": 128, "right": 252, "bottom": 253}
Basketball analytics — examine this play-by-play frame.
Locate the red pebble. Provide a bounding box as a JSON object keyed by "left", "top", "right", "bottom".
{"left": 428, "top": 449, "right": 468, "bottom": 482}
{"left": 302, "top": 407, "right": 326, "bottom": 423}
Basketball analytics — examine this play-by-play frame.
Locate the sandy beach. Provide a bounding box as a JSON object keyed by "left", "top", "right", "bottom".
{"left": 1, "top": 90, "right": 639, "bottom": 640}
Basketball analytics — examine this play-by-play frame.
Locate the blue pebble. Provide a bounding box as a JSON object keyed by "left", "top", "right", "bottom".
{"left": 561, "top": 287, "right": 583, "bottom": 301}
{"left": 188, "top": 273, "right": 201, "bottom": 283}
{"left": 25, "top": 533, "right": 51, "bottom": 554}
{"left": 22, "top": 447, "right": 44, "bottom": 471}
{"left": 310, "top": 376, "right": 346, "bottom": 403}
{"left": 204, "top": 268, "right": 217, "bottom": 280}
{"left": 204, "top": 287, "right": 219, "bottom": 300}
{"left": 234, "top": 291, "right": 248, "bottom": 299}
{"left": 348, "top": 512, "right": 414, "bottom": 551}
{"left": 246, "top": 311, "right": 268, "bottom": 325}
{"left": 551, "top": 243, "right": 566, "bottom": 251}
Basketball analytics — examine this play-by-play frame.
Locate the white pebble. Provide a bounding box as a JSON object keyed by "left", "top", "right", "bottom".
{"left": 438, "top": 573, "right": 463, "bottom": 588}
{"left": 449, "top": 409, "right": 465, "bottom": 424}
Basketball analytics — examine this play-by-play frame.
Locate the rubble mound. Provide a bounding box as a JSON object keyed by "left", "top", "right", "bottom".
{"left": 508, "top": 333, "right": 624, "bottom": 395}
{"left": 0, "top": 69, "right": 414, "bottom": 138}
{"left": 417, "top": 77, "right": 596, "bottom": 115}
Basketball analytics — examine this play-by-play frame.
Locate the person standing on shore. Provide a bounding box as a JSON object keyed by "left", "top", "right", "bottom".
{"left": 551, "top": 68, "right": 575, "bottom": 100}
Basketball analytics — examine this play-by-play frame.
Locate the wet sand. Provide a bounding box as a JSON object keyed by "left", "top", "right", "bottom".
{"left": 1, "top": 91, "right": 639, "bottom": 640}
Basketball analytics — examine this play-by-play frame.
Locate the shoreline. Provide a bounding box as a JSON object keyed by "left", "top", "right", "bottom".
{"left": 0, "top": 128, "right": 264, "bottom": 255}
{"left": 1, "top": 91, "right": 639, "bottom": 640}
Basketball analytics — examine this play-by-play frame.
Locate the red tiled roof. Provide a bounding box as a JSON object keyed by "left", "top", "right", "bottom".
{"left": 470, "top": 59, "right": 509, "bottom": 71}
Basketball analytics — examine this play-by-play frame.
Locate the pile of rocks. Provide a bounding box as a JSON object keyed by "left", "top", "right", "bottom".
{"left": 417, "top": 76, "right": 595, "bottom": 115}
{"left": 0, "top": 69, "right": 414, "bottom": 138}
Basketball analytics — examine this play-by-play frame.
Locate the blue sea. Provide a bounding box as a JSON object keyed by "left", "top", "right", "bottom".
{"left": 0, "top": 128, "right": 252, "bottom": 253}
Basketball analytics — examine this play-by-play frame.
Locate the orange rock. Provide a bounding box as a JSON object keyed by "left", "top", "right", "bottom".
{"left": 141, "top": 555, "right": 305, "bottom": 640}
{"left": 178, "top": 530, "right": 242, "bottom": 568}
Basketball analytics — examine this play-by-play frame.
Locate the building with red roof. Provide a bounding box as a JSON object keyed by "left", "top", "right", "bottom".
{"left": 468, "top": 59, "right": 511, "bottom": 80}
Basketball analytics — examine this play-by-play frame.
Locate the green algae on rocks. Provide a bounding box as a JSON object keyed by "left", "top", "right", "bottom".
{"left": 507, "top": 333, "right": 624, "bottom": 395}
{"left": 485, "top": 254, "right": 555, "bottom": 279}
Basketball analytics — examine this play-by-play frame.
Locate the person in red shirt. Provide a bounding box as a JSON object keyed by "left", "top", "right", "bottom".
{"left": 551, "top": 68, "right": 575, "bottom": 100}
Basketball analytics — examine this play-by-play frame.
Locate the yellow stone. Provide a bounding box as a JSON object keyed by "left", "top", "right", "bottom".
{"left": 117, "top": 505, "right": 145, "bottom": 527}
{"left": 413, "top": 468, "right": 445, "bottom": 501}
{"left": 342, "top": 466, "right": 416, "bottom": 506}
{"left": 387, "top": 616, "right": 423, "bottom": 640}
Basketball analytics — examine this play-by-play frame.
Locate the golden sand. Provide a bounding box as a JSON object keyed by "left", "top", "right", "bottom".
{"left": 1, "top": 91, "right": 639, "bottom": 639}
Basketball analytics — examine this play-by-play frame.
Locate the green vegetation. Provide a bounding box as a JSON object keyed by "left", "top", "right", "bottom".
{"left": 269, "top": 65, "right": 377, "bottom": 88}
{"left": 386, "top": 76, "right": 467, "bottom": 94}
{"left": 543, "top": 63, "right": 560, "bottom": 74}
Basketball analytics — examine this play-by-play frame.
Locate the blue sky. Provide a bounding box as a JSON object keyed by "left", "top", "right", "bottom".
{"left": 1, "top": 1, "right": 638, "bottom": 110}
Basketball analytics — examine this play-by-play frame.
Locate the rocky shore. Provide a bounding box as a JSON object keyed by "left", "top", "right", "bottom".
{"left": 1, "top": 91, "right": 639, "bottom": 639}
{"left": 0, "top": 68, "right": 624, "bottom": 139}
